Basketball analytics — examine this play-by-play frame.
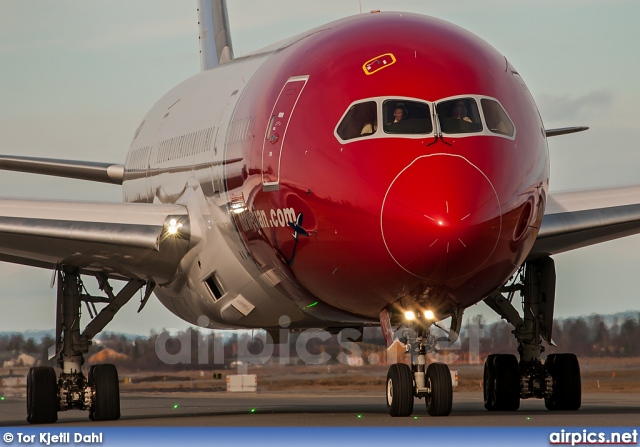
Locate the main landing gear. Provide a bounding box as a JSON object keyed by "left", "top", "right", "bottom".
{"left": 386, "top": 327, "right": 453, "bottom": 417}
{"left": 26, "top": 267, "right": 150, "bottom": 424}
{"left": 483, "top": 257, "right": 581, "bottom": 412}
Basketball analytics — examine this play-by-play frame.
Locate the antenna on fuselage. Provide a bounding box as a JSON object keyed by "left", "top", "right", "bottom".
{"left": 197, "top": 0, "right": 234, "bottom": 70}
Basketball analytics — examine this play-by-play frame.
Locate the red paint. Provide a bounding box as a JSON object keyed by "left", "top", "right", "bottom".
{"left": 381, "top": 154, "right": 501, "bottom": 282}
{"left": 226, "top": 12, "right": 548, "bottom": 319}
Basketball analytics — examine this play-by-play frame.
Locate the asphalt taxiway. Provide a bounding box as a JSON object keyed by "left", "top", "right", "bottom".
{"left": 1, "top": 391, "right": 639, "bottom": 427}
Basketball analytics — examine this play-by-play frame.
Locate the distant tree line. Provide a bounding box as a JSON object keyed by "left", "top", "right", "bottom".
{"left": 1, "top": 313, "right": 639, "bottom": 372}
{"left": 457, "top": 313, "right": 640, "bottom": 361}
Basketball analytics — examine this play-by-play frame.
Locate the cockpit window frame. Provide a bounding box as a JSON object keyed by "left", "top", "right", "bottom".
{"left": 382, "top": 99, "right": 434, "bottom": 136}
{"left": 480, "top": 98, "right": 516, "bottom": 138}
{"left": 335, "top": 100, "right": 379, "bottom": 142}
{"left": 334, "top": 96, "right": 435, "bottom": 144}
{"left": 334, "top": 94, "right": 516, "bottom": 144}
{"left": 436, "top": 97, "right": 484, "bottom": 135}
{"left": 435, "top": 94, "right": 516, "bottom": 141}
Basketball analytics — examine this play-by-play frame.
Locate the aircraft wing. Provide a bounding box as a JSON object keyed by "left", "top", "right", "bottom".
{"left": 0, "top": 154, "right": 124, "bottom": 184}
{"left": 544, "top": 126, "right": 589, "bottom": 138}
{"left": 0, "top": 198, "right": 190, "bottom": 283}
{"left": 529, "top": 186, "right": 640, "bottom": 259}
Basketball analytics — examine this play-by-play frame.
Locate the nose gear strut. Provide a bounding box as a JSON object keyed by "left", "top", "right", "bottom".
{"left": 385, "top": 325, "right": 453, "bottom": 417}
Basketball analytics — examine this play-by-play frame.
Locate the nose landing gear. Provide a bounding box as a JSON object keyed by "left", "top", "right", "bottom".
{"left": 386, "top": 363, "right": 413, "bottom": 417}
{"left": 425, "top": 362, "right": 453, "bottom": 416}
{"left": 385, "top": 327, "right": 453, "bottom": 417}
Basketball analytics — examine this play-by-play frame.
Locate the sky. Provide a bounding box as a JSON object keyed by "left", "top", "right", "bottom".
{"left": 0, "top": 1, "right": 639, "bottom": 335}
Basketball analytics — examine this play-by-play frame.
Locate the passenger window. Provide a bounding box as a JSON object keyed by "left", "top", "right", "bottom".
{"left": 437, "top": 98, "right": 483, "bottom": 134}
{"left": 383, "top": 100, "right": 432, "bottom": 134}
{"left": 336, "top": 101, "right": 378, "bottom": 140}
{"left": 481, "top": 99, "right": 515, "bottom": 137}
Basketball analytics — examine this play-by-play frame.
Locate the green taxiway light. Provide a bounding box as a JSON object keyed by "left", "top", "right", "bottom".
{"left": 306, "top": 301, "right": 319, "bottom": 308}
{"left": 173, "top": 404, "right": 179, "bottom": 409}
{"left": 250, "top": 408, "right": 256, "bottom": 413}
{"left": 357, "top": 414, "right": 363, "bottom": 419}
{"left": 0, "top": 397, "right": 4, "bottom": 401}
{"left": 414, "top": 416, "right": 418, "bottom": 420}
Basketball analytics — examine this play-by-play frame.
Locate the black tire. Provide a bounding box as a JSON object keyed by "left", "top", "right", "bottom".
{"left": 426, "top": 362, "right": 453, "bottom": 416}
{"left": 492, "top": 354, "right": 520, "bottom": 411}
{"left": 483, "top": 354, "right": 497, "bottom": 410}
{"left": 26, "top": 366, "right": 58, "bottom": 424}
{"left": 89, "top": 364, "right": 121, "bottom": 421}
{"left": 545, "top": 353, "right": 581, "bottom": 411}
{"left": 484, "top": 354, "right": 520, "bottom": 411}
{"left": 386, "top": 363, "right": 414, "bottom": 417}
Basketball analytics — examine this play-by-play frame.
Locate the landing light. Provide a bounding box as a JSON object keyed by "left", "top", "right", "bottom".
{"left": 424, "top": 310, "right": 435, "bottom": 320}
{"left": 404, "top": 311, "right": 416, "bottom": 321}
{"left": 167, "top": 218, "right": 183, "bottom": 235}
{"left": 230, "top": 202, "right": 247, "bottom": 214}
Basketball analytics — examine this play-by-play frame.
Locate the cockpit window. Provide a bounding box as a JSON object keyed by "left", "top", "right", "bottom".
{"left": 336, "top": 101, "right": 378, "bottom": 140}
{"left": 481, "top": 99, "right": 515, "bottom": 137}
{"left": 437, "top": 98, "right": 483, "bottom": 134}
{"left": 383, "top": 100, "right": 432, "bottom": 134}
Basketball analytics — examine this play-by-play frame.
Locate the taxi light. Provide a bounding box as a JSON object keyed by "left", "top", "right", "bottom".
{"left": 230, "top": 202, "right": 247, "bottom": 214}
{"left": 424, "top": 310, "right": 435, "bottom": 320}
{"left": 404, "top": 311, "right": 416, "bottom": 321}
{"left": 167, "top": 218, "right": 183, "bottom": 235}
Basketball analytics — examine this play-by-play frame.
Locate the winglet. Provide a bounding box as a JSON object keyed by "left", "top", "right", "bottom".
{"left": 545, "top": 126, "right": 589, "bottom": 138}
{"left": 197, "top": 0, "right": 234, "bottom": 71}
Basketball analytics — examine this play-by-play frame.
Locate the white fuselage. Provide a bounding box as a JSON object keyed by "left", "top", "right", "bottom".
{"left": 121, "top": 42, "right": 363, "bottom": 331}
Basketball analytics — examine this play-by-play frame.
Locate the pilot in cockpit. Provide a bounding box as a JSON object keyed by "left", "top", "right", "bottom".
{"left": 391, "top": 107, "right": 405, "bottom": 123}
{"left": 451, "top": 101, "right": 472, "bottom": 123}
{"left": 387, "top": 105, "right": 408, "bottom": 126}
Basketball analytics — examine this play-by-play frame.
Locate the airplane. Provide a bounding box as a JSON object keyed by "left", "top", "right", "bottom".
{"left": 1, "top": 0, "right": 638, "bottom": 424}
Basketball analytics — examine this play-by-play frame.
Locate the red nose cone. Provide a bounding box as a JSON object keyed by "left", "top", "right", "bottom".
{"left": 381, "top": 154, "right": 501, "bottom": 281}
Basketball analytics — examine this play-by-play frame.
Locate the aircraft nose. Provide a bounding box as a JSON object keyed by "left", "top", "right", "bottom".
{"left": 381, "top": 154, "right": 501, "bottom": 282}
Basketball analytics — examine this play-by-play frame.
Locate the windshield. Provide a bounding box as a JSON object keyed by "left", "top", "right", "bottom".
{"left": 436, "top": 98, "right": 483, "bottom": 134}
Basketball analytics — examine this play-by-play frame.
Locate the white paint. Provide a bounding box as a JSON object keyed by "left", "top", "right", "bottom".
{"left": 230, "top": 294, "right": 255, "bottom": 316}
